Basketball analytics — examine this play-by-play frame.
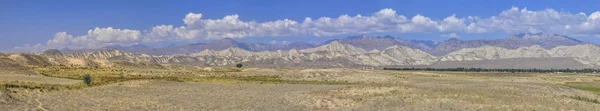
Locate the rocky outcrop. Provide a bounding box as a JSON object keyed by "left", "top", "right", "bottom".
{"left": 0, "top": 53, "right": 36, "bottom": 75}
{"left": 183, "top": 41, "right": 436, "bottom": 66}
{"left": 351, "top": 45, "right": 437, "bottom": 66}
{"left": 68, "top": 33, "right": 585, "bottom": 57}
{"left": 301, "top": 41, "right": 366, "bottom": 55}
{"left": 41, "top": 48, "right": 153, "bottom": 60}
{"left": 429, "top": 38, "right": 488, "bottom": 56}
{"left": 550, "top": 44, "right": 600, "bottom": 66}
{"left": 28, "top": 38, "right": 600, "bottom": 68}
{"left": 441, "top": 44, "right": 600, "bottom": 66}
{"left": 334, "top": 35, "right": 438, "bottom": 52}
{"left": 441, "top": 45, "right": 552, "bottom": 61}
{"left": 429, "top": 33, "right": 588, "bottom": 56}
{"left": 89, "top": 41, "right": 433, "bottom": 67}
{"left": 282, "top": 41, "right": 315, "bottom": 50}
{"left": 500, "top": 33, "right": 585, "bottom": 49}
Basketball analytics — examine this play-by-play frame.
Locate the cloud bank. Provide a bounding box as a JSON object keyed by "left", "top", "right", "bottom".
{"left": 12, "top": 7, "right": 600, "bottom": 52}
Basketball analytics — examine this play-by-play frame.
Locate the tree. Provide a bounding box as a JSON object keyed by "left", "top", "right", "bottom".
{"left": 83, "top": 74, "right": 92, "bottom": 87}
{"left": 120, "top": 72, "right": 125, "bottom": 79}
{"left": 236, "top": 63, "right": 243, "bottom": 68}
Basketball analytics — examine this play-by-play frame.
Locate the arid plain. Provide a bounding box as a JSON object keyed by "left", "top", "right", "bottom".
{"left": 6, "top": 1, "right": 600, "bottom": 110}
{"left": 1, "top": 65, "right": 600, "bottom": 111}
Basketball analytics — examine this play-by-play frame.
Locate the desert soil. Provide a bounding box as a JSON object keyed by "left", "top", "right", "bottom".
{"left": 0, "top": 74, "right": 80, "bottom": 85}
{"left": 2, "top": 68, "right": 600, "bottom": 111}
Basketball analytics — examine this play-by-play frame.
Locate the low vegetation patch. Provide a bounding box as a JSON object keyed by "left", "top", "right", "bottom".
{"left": 569, "top": 95, "right": 600, "bottom": 104}
{"left": 33, "top": 66, "right": 122, "bottom": 79}
{"left": 32, "top": 66, "right": 243, "bottom": 79}
{"left": 83, "top": 74, "right": 92, "bottom": 86}
{"left": 0, "top": 81, "right": 87, "bottom": 92}
{"left": 29, "top": 66, "right": 350, "bottom": 89}
{"left": 563, "top": 82, "right": 600, "bottom": 95}
{"left": 167, "top": 75, "right": 354, "bottom": 85}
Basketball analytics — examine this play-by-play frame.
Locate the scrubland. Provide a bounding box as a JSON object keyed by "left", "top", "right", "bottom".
{"left": 1, "top": 65, "right": 600, "bottom": 110}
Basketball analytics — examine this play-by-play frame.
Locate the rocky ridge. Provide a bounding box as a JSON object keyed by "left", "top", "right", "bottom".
{"left": 429, "top": 33, "right": 588, "bottom": 56}
{"left": 441, "top": 44, "right": 600, "bottom": 66}
{"left": 35, "top": 41, "right": 437, "bottom": 67}
{"left": 25, "top": 38, "right": 600, "bottom": 68}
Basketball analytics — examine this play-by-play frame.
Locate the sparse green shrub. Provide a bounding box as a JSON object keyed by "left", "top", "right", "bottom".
{"left": 236, "top": 63, "right": 243, "bottom": 68}
{"left": 120, "top": 72, "right": 125, "bottom": 79}
{"left": 563, "top": 82, "right": 600, "bottom": 95}
{"left": 0, "top": 81, "right": 87, "bottom": 92}
{"left": 571, "top": 96, "right": 600, "bottom": 104}
{"left": 83, "top": 74, "right": 92, "bottom": 87}
{"left": 1, "top": 84, "right": 7, "bottom": 92}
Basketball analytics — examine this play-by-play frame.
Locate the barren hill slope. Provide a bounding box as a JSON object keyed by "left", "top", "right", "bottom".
{"left": 440, "top": 44, "right": 600, "bottom": 66}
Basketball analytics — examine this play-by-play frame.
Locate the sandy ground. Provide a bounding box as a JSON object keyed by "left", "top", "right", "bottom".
{"left": 7, "top": 80, "right": 344, "bottom": 110}
{"left": 0, "top": 74, "right": 80, "bottom": 85}
{"left": 2, "top": 68, "right": 600, "bottom": 110}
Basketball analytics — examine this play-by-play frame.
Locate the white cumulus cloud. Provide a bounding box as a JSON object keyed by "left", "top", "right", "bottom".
{"left": 11, "top": 7, "right": 600, "bottom": 52}
{"left": 11, "top": 44, "right": 46, "bottom": 53}
{"left": 465, "top": 7, "right": 588, "bottom": 34}
{"left": 437, "top": 14, "right": 467, "bottom": 32}
{"left": 45, "top": 27, "right": 141, "bottom": 50}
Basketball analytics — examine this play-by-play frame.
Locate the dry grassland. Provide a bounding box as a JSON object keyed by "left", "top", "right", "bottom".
{"left": 1, "top": 66, "right": 600, "bottom": 110}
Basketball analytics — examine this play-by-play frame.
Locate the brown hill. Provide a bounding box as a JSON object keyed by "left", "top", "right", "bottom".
{"left": 0, "top": 53, "right": 36, "bottom": 75}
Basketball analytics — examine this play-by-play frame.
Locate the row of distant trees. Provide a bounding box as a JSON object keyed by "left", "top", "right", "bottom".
{"left": 383, "top": 67, "right": 600, "bottom": 73}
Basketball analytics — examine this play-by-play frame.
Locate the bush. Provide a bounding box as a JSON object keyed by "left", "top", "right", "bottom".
{"left": 120, "top": 72, "right": 125, "bottom": 79}
{"left": 571, "top": 96, "right": 600, "bottom": 104}
{"left": 236, "top": 63, "right": 243, "bottom": 68}
{"left": 83, "top": 74, "right": 92, "bottom": 87}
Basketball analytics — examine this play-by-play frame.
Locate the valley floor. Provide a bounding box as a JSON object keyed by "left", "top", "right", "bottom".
{"left": 2, "top": 68, "right": 600, "bottom": 110}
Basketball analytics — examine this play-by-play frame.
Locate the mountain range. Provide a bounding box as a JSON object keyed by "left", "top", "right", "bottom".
{"left": 105, "top": 38, "right": 317, "bottom": 55}
{"left": 85, "top": 33, "right": 589, "bottom": 56}
{"left": 5, "top": 33, "right": 599, "bottom": 69}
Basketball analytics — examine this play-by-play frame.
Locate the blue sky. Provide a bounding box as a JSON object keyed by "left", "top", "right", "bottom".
{"left": 3, "top": 0, "right": 600, "bottom": 52}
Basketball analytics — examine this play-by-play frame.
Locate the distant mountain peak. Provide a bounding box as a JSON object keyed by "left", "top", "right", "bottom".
{"left": 514, "top": 32, "right": 545, "bottom": 37}
{"left": 40, "top": 49, "right": 63, "bottom": 56}
{"left": 382, "top": 35, "right": 394, "bottom": 39}
{"left": 282, "top": 41, "right": 314, "bottom": 50}
{"left": 345, "top": 35, "right": 363, "bottom": 39}
{"left": 514, "top": 33, "right": 558, "bottom": 38}
{"left": 131, "top": 44, "right": 150, "bottom": 48}
{"left": 385, "top": 45, "right": 401, "bottom": 49}
{"left": 222, "top": 38, "right": 235, "bottom": 40}
{"left": 445, "top": 38, "right": 461, "bottom": 41}
{"left": 328, "top": 40, "right": 342, "bottom": 45}
{"left": 302, "top": 40, "right": 367, "bottom": 55}
{"left": 288, "top": 41, "right": 311, "bottom": 45}
{"left": 510, "top": 33, "right": 583, "bottom": 43}
{"left": 62, "top": 34, "right": 593, "bottom": 57}
{"left": 212, "top": 38, "right": 238, "bottom": 43}
{"left": 318, "top": 40, "right": 345, "bottom": 48}
{"left": 102, "top": 44, "right": 149, "bottom": 50}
